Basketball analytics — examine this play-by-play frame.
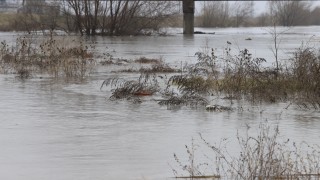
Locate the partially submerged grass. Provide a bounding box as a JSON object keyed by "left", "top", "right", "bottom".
{"left": 100, "top": 72, "right": 160, "bottom": 101}
{"left": 115, "top": 59, "right": 178, "bottom": 73}
{"left": 0, "top": 35, "right": 95, "bottom": 79}
{"left": 140, "top": 62, "right": 178, "bottom": 73}
{"left": 158, "top": 94, "right": 208, "bottom": 108}
{"left": 134, "top": 57, "right": 162, "bottom": 64}
{"left": 173, "top": 122, "right": 320, "bottom": 179}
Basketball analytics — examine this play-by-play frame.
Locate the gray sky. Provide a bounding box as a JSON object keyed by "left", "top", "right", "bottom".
{"left": 195, "top": 1, "right": 320, "bottom": 16}
{"left": 194, "top": 1, "right": 268, "bottom": 16}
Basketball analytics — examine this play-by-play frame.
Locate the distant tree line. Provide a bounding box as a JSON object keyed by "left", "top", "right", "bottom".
{"left": 197, "top": 1, "right": 320, "bottom": 27}
{"left": 13, "top": 0, "right": 180, "bottom": 35}
{"left": 6, "top": 0, "right": 320, "bottom": 35}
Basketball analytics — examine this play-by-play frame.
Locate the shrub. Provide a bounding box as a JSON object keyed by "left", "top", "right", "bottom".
{"left": 289, "top": 46, "right": 320, "bottom": 109}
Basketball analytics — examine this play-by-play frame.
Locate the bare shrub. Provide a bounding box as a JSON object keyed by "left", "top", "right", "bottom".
{"left": 168, "top": 48, "right": 218, "bottom": 96}
{"left": 291, "top": 46, "right": 320, "bottom": 109}
{"left": 269, "top": 1, "right": 311, "bottom": 26}
{"left": 173, "top": 122, "right": 320, "bottom": 179}
{"left": 172, "top": 138, "right": 221, "bottom": 179}
{"left": 218, "top": 48, "right": 265, "bottom": 99}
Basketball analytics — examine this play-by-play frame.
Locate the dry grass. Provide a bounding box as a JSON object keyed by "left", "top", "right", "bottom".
{"left": 173, "top": 122, "right": 320, "bottom": 179}
{"left": 0, "top": 35, "right": 95, "bottom": 79}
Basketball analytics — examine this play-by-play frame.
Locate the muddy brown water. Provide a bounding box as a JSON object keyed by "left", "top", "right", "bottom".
{"left": 1, "top": 27, "right": 320, "bottom": 180}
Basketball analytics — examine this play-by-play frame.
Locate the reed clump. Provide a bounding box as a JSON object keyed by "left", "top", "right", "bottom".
{"left": 0, "top": 35, "right": 95, "bottom": 79}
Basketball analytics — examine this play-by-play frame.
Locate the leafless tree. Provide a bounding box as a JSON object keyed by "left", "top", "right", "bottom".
{"left": 255, "top": 12, "right": 271, "bottom": 27}
{"left": 310, "top": 6, "right": 320, "bottom": 25}
{"left": 199, "top": 1, "right": 253, "bottom": 27}
{"left": 269, "top": 1, "right": 311, "bottom": 26}
{"left": 14, "top": 0, "right": 60, "bottom": 34}
{"left": 62, "top": 0, "right": 179, "bottom": 36}
{"left": 199, "top": 1, "right": 229, "bottom": 27}
{"left": 231, "top": 1, "right": 254, "bottom": 27}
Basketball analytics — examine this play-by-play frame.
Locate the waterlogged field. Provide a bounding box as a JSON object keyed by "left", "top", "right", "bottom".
{"left": 1, "top": 26, "right": 320, "bottom": 180}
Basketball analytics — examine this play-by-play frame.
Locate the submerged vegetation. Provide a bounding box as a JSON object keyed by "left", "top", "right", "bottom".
{"left": 0, "top": 35, "right": 95, "bottom": 79}
{"left": 98, "top": 40, "right": 320, "bottom": 110}
{"left": 0, "top": 32, "right": 319, "bottom": 110}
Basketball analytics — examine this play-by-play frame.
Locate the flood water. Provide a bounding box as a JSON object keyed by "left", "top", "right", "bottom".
{"left": 1, "top": 26, "right": 320, "bottom": 180}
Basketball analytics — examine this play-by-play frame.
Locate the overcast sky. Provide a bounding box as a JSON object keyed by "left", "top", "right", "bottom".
{"left": 195, "top": 1, "right": 320, "bottom": 16}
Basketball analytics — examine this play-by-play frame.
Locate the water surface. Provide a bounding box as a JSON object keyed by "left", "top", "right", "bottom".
{"left": 1, "top": 27, "right": 320, "bottom": 180}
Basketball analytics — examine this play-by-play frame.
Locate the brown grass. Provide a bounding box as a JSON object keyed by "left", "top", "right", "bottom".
{"left": 0, "top": 35, "right": 95, "bottom": 79}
